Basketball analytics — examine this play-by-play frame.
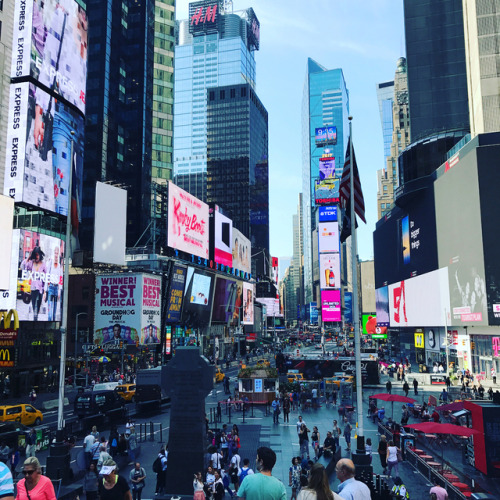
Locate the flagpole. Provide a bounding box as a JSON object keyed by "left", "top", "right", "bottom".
{"left": 348, "top": 116, "right": 364, "bottom": 452}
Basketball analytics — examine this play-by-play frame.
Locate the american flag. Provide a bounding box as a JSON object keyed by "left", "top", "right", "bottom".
{"left": 339, "top": 137, "right": 366, "bottom": 224}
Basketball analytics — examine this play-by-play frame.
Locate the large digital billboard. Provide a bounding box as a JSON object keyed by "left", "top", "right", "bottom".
{"left": 4, "top": 82, "right": 85, "bottom": 216}
{"left": 314, "top": 178, "right": 340, "bottom": 205}
{"left": 165, "top": 264, "right": 187, "bottom": 324}
{"left": 321, "top": 290, "right": 341, "bottom": 322}
{"left": 315, "top": 126, "right": 337, "bottom": 146}
{"left": 319, "top": 253, "right": 341, "bottom": 289}
{"left": 12, "top": 0, "right": 88, "bottom": 115}
{"left": 188, "top": 0, "right": 219, "bottom": 35}
{"left": 0, "top": 196, "right": 14, "bottom": 291}
{"left": 0, "top": 229, "right": 65, "bottom": 322}
{"left": 211, "top": 277, "right": 239, "bottom": 324}
{"left": 167, "top": 181, "right": 209, "bottom": 259}
{"left": 318, "top": 222, "right": 339, "bottom": 253}
{"left": 319, "top": 157, "right": 335, "bottom": 180}
{"left": 375, "top": 286, "right": 390, "bottom": 327}
{"left": 232, "top": 228, "right": 251, "bottom": 274}
{"left": 319, "top": 206, "right": 338, "bottom": 222}
{"left": 256, "top": 297, "right": 280, "bottom": 317}
{"left": 94, "top": 274, "right": 161, "bottom": 345}
{"left": 242, "top": 282, "right": 254, "bottom": 325}
{"left": 213, "top": 208, "right": 232, "bottom": 267}
{"left": 181, "top": 267, "right": 215, "bottom": 327}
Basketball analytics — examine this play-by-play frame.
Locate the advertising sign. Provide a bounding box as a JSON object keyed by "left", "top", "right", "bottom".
{"left": 319, "top": 157, "right": 336, "bottom": 180}
{"left": 232, "top": 228, "right": 251, "bottom": 274}
{"left": 12, "top": 0, "right": 88, "bottom": 114}
{"left": 188, "top": 0, "right": 219, "bottom": 35}
{"left": 166, "top": 264, "right": 187, "bottom": 323}
{"left": 310, "top": 302, "right": 318, "bottom": 324}
{"left": 213, "top": 209, "right": 233, "bottom": 267}
{"left": 344, "top": 292, "right": 353, "bottom": 323}
{"left": 315, "top": 126, "right": 337, "bottom": 146}
{"left": 375, "top": 286, "right": 390, "bottom": 327}
{"left": 94, "top": 273, "right": 161, "bottom": 345}
{"left": 415, "top": 331, "right": 425, "bottom": 349}
{"left": 167, "top": 181, "right": 209, "bottom": 259}
{"left": 319, "top": 253, "right": 340, "bottom": 289}
{"left": 362, "top": 314, "right": 378, "bottom": 335}
{"left": 314, "top": 178, "right": 340, "bottom": 205}
{"left": 318, "top": 222, "right": 339, "bottom": 254}
{"left": 388, "top": 268, "right": 451, "bottom": 327}
{"left": 321, "top": 290, "right": 341, "bottom": 322}
{"left": 256, "top": 297, "right": 280, "bottom": 317}
{"left": 4, "top": 82, "right": 85, "bottom": 217}
{"left": 212, "top": 277, "right": 238, "bottom": 323}
{"left": 181, "top": 267, "right": 215, "bottom": 327}
{"left": 319, "top": 206, "right": 338, "bottom": 222}
{"left": 425, "top": 328, "right": 443, "bottom": 352}
{"left": 0, "top": 229, "right": 65, "bottom": 322}
{"left": 0, "top": 196, "right": 14, "bottom": 290}
{"left": 242, "top": 282, "right": 254, "bottom": 325}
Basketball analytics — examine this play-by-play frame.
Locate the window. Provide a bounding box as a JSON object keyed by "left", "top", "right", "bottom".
{"left": 230, "top": 88, "right": 235, "bottom": 98}
{"left": 219, "top": 90, "right": 225, "bottom": 99}
{"left": 241, "top": 87, "right": 247, "bottom": 97}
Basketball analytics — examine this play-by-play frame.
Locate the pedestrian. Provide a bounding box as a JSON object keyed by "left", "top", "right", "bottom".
{"left": 127, "top": 428, "right": 138, "bottom": 466}
{"left": 210, "top": 448, "right": 223, "bottom": 471}
{"left": 83, "top": 463, "right": 99, "bottom": 500}
{"left": 212, "top": 470, "right": 225, "bottom": 500}
{"left": 322, "top": 432, "right": 336, "bottom": 458}
{"left": 488, "top": 387, "right": 494, "bottom": 400}
{"left": 272, "top": 396, "right": 281, "bottom": 424}
{"left": 296, "top": 416, "right": 306, "bottom": 435}
{"left": 343, "top": 417, "right": 352, "bottom": 452}
{"left": 193, "top": 472, "right": 206, "bottom": 500}
{"left": 413, "top": 378, "right": 418, "bottom": 395}
{"left": 311, "top": 427, "right": 320, "bottom": 460}
{"left": 217, "top": 402, "right": 222, "bottom": 423}
{"left": 386, "top": 380, "right": 392, "bottom": 394}
{"left": 238, "top": 458, "right": 254, "bottom": 485}
{"left": 129, "top": 462, "right": 146, "bottom": 500}
{"left": 429, "top": 479, "right": 449, "bottom": 500}
{"left": 283, "top": 394, "right": 291, "bottom": 423}
{"left": 289, "top": 457, "right": 302, "bottom": 500}
{"left": 311, "top": 387, "right": 318, "bottom": 408}
{"left": 332, "top": 420, "right": 341, "bottom": 450}
{"left": 391, "top": 476, "right": 409, "bottom": 499}
{"left": 237, "top": 446, "right": 287, "bottom": 500}
{"left": 109, "top": 427, "right": 119, "bottom": 458}
{"left": 335, "top": 459, "right": 371, "bottom": 500}
{"left": 97, "top": 445, "right": 112, "bottom": 473}
{"left": 445, "top": 376, "right": 451, "bottom": 390}
{"left": 297, "top": 462, "right": 344, "bottom": 500}
{"left": 9, "top": 447, "right": 19, "bottom": 479}
{"left": 0, "top": 442, "right": 9, "bottom": 465}
{"left": 365, "top": 438, "right": 372, "bottom": 464}
{"left": 98, "top": 459, "right": 132, "bottom": 500}
{"left": 386, "top": 440, "right": 400, "bottom": 478}
{"left": 0, "top": 456, "right": 14, "bottom": 500}
{"left": 299, "top": 424, "right": 310, "bottom": 460}
{"left": 401, "top": 406, "right": 409, "bottom": 426}
{"left": 25, "top": 429, "right": 37, "bottom": 459}
{"left": 91, "top": 425, "right": 100, "bottom": 441}
{"left": 332, "top": 388, "right": 337, "bottom": 406}
{"left": 154, "top": 447, "right": 168, "bottom": 496}
{"left": 16, "top": 457, "right": 57, "bottom": 500}
{"left": 402, "top": 381, "right": 409, "bottom": 397}
{"left": 204, "top": 465, "right": 215, "bottom": 498}
{"left": 491, "top": 367, "right": 497, "bottom": 384}
{"left": 292, "top": 391, "right": 299, "bottom": 411}
{"left": 229, "top": 450, "right": 241, "bottom": 492}
{"left": 90, "top": 439, "right": 101, "bottom": 467}
{"left": 377, "top": 435, "right": 388, "bottom": 474}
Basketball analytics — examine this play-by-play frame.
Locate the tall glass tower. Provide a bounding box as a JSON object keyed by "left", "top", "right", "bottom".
{"left": 301, "top": 59, "right": 349, "bottom": 304}
{"left": 174, "top": 2, "right": 259, "bottom": 201}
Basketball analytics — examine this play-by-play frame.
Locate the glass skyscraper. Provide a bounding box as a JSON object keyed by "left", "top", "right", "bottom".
{"left": 173, "top": 3, "right": 259, "bottom": 201}
{"left": 301, "top": 58, "right": 349, "bottom": 303}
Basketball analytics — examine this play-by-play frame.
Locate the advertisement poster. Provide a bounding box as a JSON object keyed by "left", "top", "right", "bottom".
{"left": 242, "top": 282, "right": 254, "bottom": 325}
{"left": 181, "top": 267, "right": 215, "bottom": 327}
{"left": 94, "top": 273, "right": 161, "bottom": 345}
{"left": 375, "top": 286, "right": 390, "bottom": 327}
{"left": 321, "top": 290, "right": 341, "bottom": 322}
{"left": 212, "top": 277, "right": 238, "bottom": 323}
{"left": 362, "top": 314, "right": 378, "bottom": 335}
{"left": 232, "top": 228, "right": 251, "bottom": 274}
{"left": 314, "top": 178, "right": 340, "bottom": 205}
{"left": 319, "top": 206, "right": 338, "bottom": 222}
{"left": 318, "top": 222, "right": 339, "bottom": 253}
{"left": 310, "top": 302, "right": 318, "bottom": 324}
{"left": 344, "top": 292, "right": 353, "bottom": 323}
{"left": 12, "top": 0, "right": 88, "bottom": 114}
{"left": 319, "top": 157, "right": 335, "bottom": 180}
{"left": 166, "top": 264, "right": 186, "bottom": 323}
{"left": 4, "top": 82, "right": 85, "bottom": 217}
{"left": 0, "top": 229, "right": 65, "bottom": 322}
{"left": 319, "top": 253, "right": 341, "bottom": 289}
{"left": 213, "top": 209, "right": 232, "bottom": 267}
{"left": 167, "top": 181, "right": 209, "bottom": 259}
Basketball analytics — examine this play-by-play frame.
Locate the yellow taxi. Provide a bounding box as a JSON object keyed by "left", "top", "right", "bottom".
{"left": 215, "top": 368, "right": 225, "bottom": 383}
{"left": 287, "top": 373, "right": 305, "bottom": 383}
{"left": 256, "top": 359, "right": 270, "bottom": 367}
{"left": 114, "top": 384, "right": 136, "bottom": 403}
{"left": 326, "top": 375, "right": 355, "bottom": 388}
{"left": 0, "top": 404, "right": 43, "bottom": 426}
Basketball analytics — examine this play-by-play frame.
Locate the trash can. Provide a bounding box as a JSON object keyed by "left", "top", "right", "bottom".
{"left": 400, "top": 433, "right": 415, "bottom": 459}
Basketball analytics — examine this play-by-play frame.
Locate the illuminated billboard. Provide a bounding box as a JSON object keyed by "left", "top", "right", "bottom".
{"left": 314, "top": 178, "right": 340, "bottom": 205}
{"left": 242, "top": 282, "right": 254, "bottom": 325}
{"left": 318, "top": 222, "right": 339, "bottom": 253}
{"left": 213, "top": 208, "right": 233, "bottom": 267}
{"left": 256, "top": 297, "right": 280, "bottom": 317}
{"left": 362, "top": 314, "right": 387, "bottom": 335}
{"left": 319, "top": 206, "right": 338, "bottom": 222}
{"left": 181, "top": 267, "right": 215, "bottom": 327}
{"left": 0, "top": 229, "right": 65, "bottom": 322}
{"left": 212, "top": 277, "right": 238, "bottom": 323}
{"left": 0, "top": 196, "right": 14, "bottom": 291}
{"left": 319, "top": 157, "right": 335, "bottom": 180}
{"left": 4, "top": 82, "right": 85, "bottom": 216}
{"left": 94, "top": 274, "right": 162, "bottom": 345}
{"left": 321, "top": 290, "right": 341, "bottom": 322}
{"left": 315, "top": 126, "right": 337, "bottom": 146}
{"left": 319, "top": 253, "right": 340, "bottom": 289}
{"left": 165, "top": 264, "right": 187, "bottom": 324}
{"left": 375, "top": 286, "right": 390, "bottom": 327}
{"left": 232, "top": 228, "right": 251, "bottom": 274}
{"left": 12, "top": 0, "right": 88, "bottom": 115}
{"left": 167, "top": 181, "right": 209, "bottom": 259}
{"left": 188, "top": 0, "right": 219, "bottom": 35}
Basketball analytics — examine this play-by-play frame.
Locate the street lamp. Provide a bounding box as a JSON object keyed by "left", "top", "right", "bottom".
{"left": 74, "top": 312, "right": 88, "bottom": 388}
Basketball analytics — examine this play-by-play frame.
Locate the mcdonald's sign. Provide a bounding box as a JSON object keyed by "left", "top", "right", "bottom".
{"left": 0, "top": 310, "right": 19, "bottom": 331}
{"left": 0, "top": 348, "right": 14, "bottom": 367}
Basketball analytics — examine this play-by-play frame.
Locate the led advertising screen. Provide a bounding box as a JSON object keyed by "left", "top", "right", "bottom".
{"left": 12, "top": 0, "right": 88, "bottom": 115}
{"left": 318, "top": 222, "right": 339, "bottom": 253}
{"left": 4, "top": 82, "right": 85, "bottom": 216}
{"left": 315, "top": 126, "right": 337, "bottom": 146}
{"left": 0, "top": 196, "right": 15, "bottom": 291}
{"left": 321, "top": 290, "right": 341, "bottom": 322}
{"left": 188, "top": 0, "right": 219, "bottom": 35}
{"left": 375, "top": 286, "right": 390, "bottom": 327}
{"left": 94, "top": 274, "right": 161, "bottom": 345}
{"left": 167, "top": 181, "right": 209, "bottom": 259}
{"left": 0, "top": 229, "right": 65, "bottom": 322}
{"left": 181, "top": 267, "right": 215, "bottom": 327}
{"left": 319, "top": 253, "right": 341, "bottom": 289}
{"left": 319, "top": 206, "right": 338, "bottom": 222}
{"left": 319, "top": 157, "right": 335, "bottom": 180}
{"left": 242, "top": 282, "right": 254, "bottom": 325}
{"left": 344, "top": 292, "right": 353, "bottom": 323}
{"left": 232, "top": 228, "right": 251, "bottom": 274}
{"left": 314, "top": 178, "right": 340, "bottom": 205}
{"left": 211, "top": 277, "right": 239, "bottom": 324}
{"left": 310, "top": 302, "right": 318, "bottom": 324}
{"left": 165, "top": 264, "right": 187, "bottom": 324}
{"left": 256, "top": 297, "right": 280, "bottom": 317}
{"left": 213, "top": 209, "right": 233, "bottom": 267}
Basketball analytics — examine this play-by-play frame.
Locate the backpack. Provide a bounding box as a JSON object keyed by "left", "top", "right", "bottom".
{"left": 152, "top": 456, "right": 162, "bottom": 473}
{"left": 111, "top": 438, "right": 118, "bottom": 448}
{"left": 239, "top": 467, "right": 251, "bottom": 482}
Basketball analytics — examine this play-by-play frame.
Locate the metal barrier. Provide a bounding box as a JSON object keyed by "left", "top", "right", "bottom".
{"left": 136, "top": 422, "right": 164, "bottom": 443}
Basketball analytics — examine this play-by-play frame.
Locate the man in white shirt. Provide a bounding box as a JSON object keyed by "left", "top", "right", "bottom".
{"left": 211, "top": 450, "right": 223, "bottom": 470}
{"left": 336, "top": 458, "right": 371, "bottom": 500}
{"left": 296, "top": 416, "right": 306, "bottom": 435}
{"left": 83, "top": 431, "right": 95, "bottom": 469}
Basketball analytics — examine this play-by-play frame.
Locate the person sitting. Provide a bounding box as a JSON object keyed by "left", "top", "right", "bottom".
{"left": 431, "top": 410, "right": 440, "bottom": 423}
{"left": 322, "top": 431, "right": 336, "bottom": 458}
{"left": 422, "top": 409, "right": 431, "bottom": 421}
{"left": 378, "top": 407, "right": 386, "bottom": 422}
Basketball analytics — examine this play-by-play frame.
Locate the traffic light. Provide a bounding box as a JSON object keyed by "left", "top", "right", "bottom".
{"left": 471, "top": 342, "right": 476, "bottom": 350}
{"left": 120, "top": 341, "right": 123, "bottom": 349}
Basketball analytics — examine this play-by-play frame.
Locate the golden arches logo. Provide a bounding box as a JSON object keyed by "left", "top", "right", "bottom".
{"left": 0, "top": 309, "right": 20, "bottom": 330}
{"left": 0, "top": 349, "right": 10, "bottom": 361}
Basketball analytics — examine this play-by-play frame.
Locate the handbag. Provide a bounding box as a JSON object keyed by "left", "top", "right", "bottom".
{"left": 397, "top": 449, "right": 403, "bottom": 462}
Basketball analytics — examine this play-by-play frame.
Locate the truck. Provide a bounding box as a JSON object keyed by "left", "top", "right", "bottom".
{"left": 135, "top": 366, "right": 169, "bottom": 409}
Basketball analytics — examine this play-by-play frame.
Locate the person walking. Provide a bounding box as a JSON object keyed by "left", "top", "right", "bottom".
{"left": 296, "top": 416, "right": 306, "bottom": 435}
{"left": 154, "top": 447, "right": 168, "bottom": 496}
{"left": 0, "top": 457, "right": 14, "bottom": 500}
{"left": 311, "top": 427, "right": 320, "bottom": 460}
{"left": 402, "top": 381, "right": 409, "bottom": 397}
{"left": 386, "top": 380, "right": 392, "bottom": 394}
{"left": 413, "top": 378, "right": 418, "bottom": 395}
{"left": 193, "top": 472, "right": 206, "bottom": 500}
{"left": 429, "top": 479, "right": 448, "bottom": 500}
{"left": 297, "top": 462, "right": 344, "bottom": 500}
{"left": 332, "top": 420, "right": 341, "bottom": 450}
{"left": 83, "top": 463, "right": 99, "bottom": 500}
{"left": 83, "top": 430, "right": 95, "bottom": 469}
{"left": 25, "top": 429, "right": 37, "bottom": 459}
{"left": 16, "top": 457, "right": 57, "bottom": 500}
{"left": 98, "top": 459, "right": 132, "bottom": 500}
{"left": 272, "top": 397, "right": 281, "bottom": 424}
{"left": 289, "top": 457, "right": 302, "bottom": 500}
{"left": 386, "top": 441, "right": 400, "bottom": 478}
{"left": 439, "top": 389, "right": 448, "bottom": 403}
{"left": 282, "top": 395, "right": 291, "bottom": 424}
{"left": 299, "top": 424, "right": 310, "bottom": 460}
{"left": 343, "top": 417, "right": 352, "bottom": 452}
{"left": 335, "top": 459, "right": 371, "bottom": 500}
{"left": 391, "top": 477, "right": 409, "bottom": 499}
{"left": 129, "top": 462, "right": 146, "bottom": 500}
{"left": 377, "top": 435, "right": 388, "bottom": 474}
{"left": 491, "top": 367, "right": 497, "bottom": 384}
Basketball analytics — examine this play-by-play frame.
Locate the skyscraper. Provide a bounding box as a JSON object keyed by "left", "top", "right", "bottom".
{"left": 376, "top": 81, "right": 395, "bottom": 162}
{"left": 173, "top": 1, "right": 259, "bottom": 201}
{"left": 301, "top": 58, "right": 349, "bottom": 304}
{"left": 292, "top": 193, "right": 304, "bottom": 321}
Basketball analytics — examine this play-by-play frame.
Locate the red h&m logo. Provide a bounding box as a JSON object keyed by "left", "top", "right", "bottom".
{"left": 190, "top": 4, "right": 217, "bottom": 25}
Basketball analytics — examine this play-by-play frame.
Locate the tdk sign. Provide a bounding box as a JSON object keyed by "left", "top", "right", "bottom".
{"left": 319, "top": 206, "right": 338, "bottom": 222}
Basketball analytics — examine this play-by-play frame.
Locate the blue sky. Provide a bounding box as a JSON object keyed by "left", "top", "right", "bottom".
{"left": 176, "top": 0, "right": 405, "bottom": 264}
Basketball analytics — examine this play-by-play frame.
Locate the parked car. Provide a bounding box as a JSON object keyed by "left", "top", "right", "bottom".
{"left": 74, "top": 390, "right": 125, "bottom": 419}
{"left": 256, "top": 359, "right": 270, "bottom": 368}
{"left": 114, "top": 384, "right": 136, "bottom": 403}
{"left": 287, "top": 373, "right": 305, "bottom": 383}
{"left": 0, "top": 405, "right": 43, "bottom": 426}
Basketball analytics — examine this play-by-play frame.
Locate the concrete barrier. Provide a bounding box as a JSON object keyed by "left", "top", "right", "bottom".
{"left": 43, "top": 398, "right": 69, "bottom": 410}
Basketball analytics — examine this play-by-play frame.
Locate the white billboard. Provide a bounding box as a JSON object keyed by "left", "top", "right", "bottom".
{"left": 0, "top": 196, "right": 14, "bottom": 290}
{"left": 319, "top": 253, "right": 341, "bottom": 289}
{"left": 167, "top": 181, "right": 209, "bottom": 259}
{"left": 12, "top": 0, "right": 88, "bottom": 114}
{"left": 232, "top": 228, "right": 251, "bottom": 274}
{"left": 256, "top": 297, "right": 280, "bottom": 317}
{"left": 242, "top": 282, "right": 254, "bottom": 325}
{"left": 318, "top": 221, "right": 339, "bottom": 253}
{"left": 214, "top": 209, "right": 233, "bottom": 267}
{"left": 94, "top": 273, "right": 161, "bottom": 345}
{"left": 93, "top": 182, "right": 127, "bottom": 266}
{"left": 388, "top": 268, "right": 451, "bottom": 327}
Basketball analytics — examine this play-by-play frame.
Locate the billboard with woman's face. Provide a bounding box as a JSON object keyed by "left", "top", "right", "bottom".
{"left": 242, "top": 282, "right": 254, "bottom": 325}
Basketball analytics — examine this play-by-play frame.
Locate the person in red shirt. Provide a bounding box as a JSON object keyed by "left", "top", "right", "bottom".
{"left": 431, "top": 410, "right": 440, "bottom": 423}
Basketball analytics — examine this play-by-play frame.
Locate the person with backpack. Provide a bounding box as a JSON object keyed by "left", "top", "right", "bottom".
{"left": 391, "top": 476, "right": 410, "bottom": 499}
{"left": 153, "top": 446, "right": 168, "bottom": 496}
{"left": 129, "top": 462, "right": 146, "bottom": 500}
{"left": 229, "top": 450, "right": 241, "bottom": 493}
{"left": 109, "top": 428, "right": 119, "bottom": 457}
{"left": 238, "top": 458, "right": 254, "bottom": 486}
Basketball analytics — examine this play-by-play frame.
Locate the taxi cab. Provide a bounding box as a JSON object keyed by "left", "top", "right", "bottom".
{"left": 215, "top": 368, "right": 225, "bottom": 383}
{"left": 0, "top": 404, "right": 43, "bottom": 426}
{"left": 287, "top": 372, "right": 305, "bottom": 383}
{"left": 114, "top": 384, "right": 136, "bottom": 403}
{"left": 327, "top": 375, "right": 355, "bottom": 388}
{"left": 256, "top": 359, "right": 270, "bottom": 367}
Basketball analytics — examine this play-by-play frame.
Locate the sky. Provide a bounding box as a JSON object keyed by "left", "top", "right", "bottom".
{"left": 176, "top": 0, "right": 406, "bottom": 265}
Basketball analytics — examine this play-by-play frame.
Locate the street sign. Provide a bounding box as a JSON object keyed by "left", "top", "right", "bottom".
{"left": 82, "top": 343, "right": 95, "bottom": 353}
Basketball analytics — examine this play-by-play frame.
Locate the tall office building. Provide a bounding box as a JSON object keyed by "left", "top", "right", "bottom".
{"left": 82, "top": 0, "right": 175, "bottom": 249}
{"left": 206, "top": 82, "right": 269, "bottom": 277}
{"left": 174, "top": 1, "right": 260, "bottom": 202}
{"left": 463, "top": 0, "right": 500, "bottom": 136}
{"left": 301, "top": 58, "right": 349, "bottom": 304}
{"left": 376, "top": 81, "right": 395, "bottom": 162}
{"left": 376, "top": 58, "right": 410, "bottom": 219}
{"left": 292, "top": 193, "right": 304, "bottom": 322}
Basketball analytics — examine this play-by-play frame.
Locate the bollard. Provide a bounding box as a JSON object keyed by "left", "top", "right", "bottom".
{"left": 228, "top": 404, "right": 231, "bottom": 423}
{"left": 210, "top": 408, "right": 213, "bottom": 423}
{"left": 242, "top": 405, "right": 246, "bottom": 424}
{"left": 142, "top": 423, "right": 146, "bottom": 443}
{"left": 251, "top": 402, "right": 254, "bottom": 418}
{"left": 150, "top": 421, "right": 154, "bottom": 441}
{"left": 159, "top": 423, "right": 163, "bottom": 443}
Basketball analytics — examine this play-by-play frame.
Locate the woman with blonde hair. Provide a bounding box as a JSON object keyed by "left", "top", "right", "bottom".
{"left": 16, "top": 457, "right": 57, "bottom": 500}
{"left": 297, "top": 463, "right": 344, "bottom": 500}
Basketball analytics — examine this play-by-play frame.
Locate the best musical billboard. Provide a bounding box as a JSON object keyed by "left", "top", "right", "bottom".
{"left": 4, "top": 82, "right": 85, "bottom": 217}
{"left": 167, "top": 181, "right": 209, "bottom": 259}
{"left": 94, "top": 274, "right": 162, "bottom": 345}
{"left": 165, "top": 264, "right": 187, "bottom": 324}
{"left": 319, "top": 253, "right": 341, "bottom": 289}
{"left": 12, "top": 0, "right": 88, "bottom": 115}
{"left": 242, "top": 282, "right": 254, "bottom": 325}
{"left": 0, "top": 229, "right": 65, "bottom": 322}
{"left": 232, "top": 228, "right": 251, "bottom": 274}
{"left": 318, "top": 222, "right": 339, "bottom": 253}
{"left": 321, "top": 290, "right": 341, "bottom": 322}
